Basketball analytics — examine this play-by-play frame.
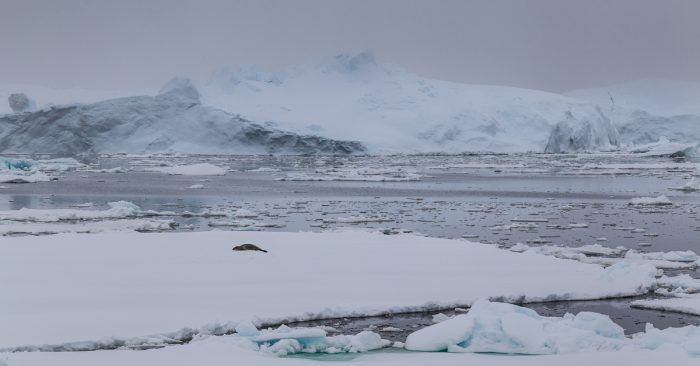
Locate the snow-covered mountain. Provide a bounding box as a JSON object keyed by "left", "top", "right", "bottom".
{"left": 201, "top": 51, "right": 619, "bottom": 153}
{"left": 0, "top": 78, "right": 365, "bottom": 155}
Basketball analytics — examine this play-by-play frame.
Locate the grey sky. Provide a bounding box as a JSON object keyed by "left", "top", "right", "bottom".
{"left": 1, "top": 0, "right": 699, "bottom": 92}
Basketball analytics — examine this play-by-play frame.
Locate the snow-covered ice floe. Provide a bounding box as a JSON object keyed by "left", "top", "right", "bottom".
{"left": 146, "top": 163, "right": 227, "bottom": 176}
{"left": 629, "top": 195, "right": 673, "bottom": 206}
{"left": 0, "top": 230, "right": 658, "bottom": 349}
{"left": 0, "top": 219, "right": 176, "bottom": 235}
{"left": 631, "top": 295, "right": 700, "bottom": 316}
{"left": 509, "top": 243, "right": 699, "bottom": 270}
{"left": 0, "top": 201, "right": 172, "bottom": 223}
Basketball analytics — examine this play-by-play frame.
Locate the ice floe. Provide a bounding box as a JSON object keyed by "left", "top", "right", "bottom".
{"left": 405, "top": 299, "right": 700, "bottom": 357}
{"left": 0, "top": 201, "right": 173, "bottom": 223}
{"left": 0, "top": 230, "right": 658, "bottom": 347}
{"left": 147, "top": 163, "right": 227, "bottom": 176}
{"left": 630, "top": 195, "right": 673, "bottom": 206}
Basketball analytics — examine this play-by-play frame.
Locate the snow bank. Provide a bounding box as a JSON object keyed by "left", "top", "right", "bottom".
{"left": 0, "top": 230, "right": 656, "bottom": 348}
{"left": 148, "top": 163, "right": 227, "bottom": 176}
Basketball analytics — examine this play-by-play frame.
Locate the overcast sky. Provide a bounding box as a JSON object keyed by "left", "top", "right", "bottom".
{"left": 1, "top": 0, "right": 699, "bottom": 92}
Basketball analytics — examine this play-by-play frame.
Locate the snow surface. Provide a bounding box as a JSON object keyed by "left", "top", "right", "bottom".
{"left": 0, "top": 230, "right": 657, "bottom": 348}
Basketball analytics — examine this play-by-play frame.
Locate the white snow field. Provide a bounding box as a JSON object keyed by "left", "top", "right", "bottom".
{"left": 0, "top": 230, "right": 658, "bottom": 349}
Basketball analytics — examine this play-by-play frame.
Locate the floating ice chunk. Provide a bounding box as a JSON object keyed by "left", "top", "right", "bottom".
{"left": 235, "top": 321, "right": 260, "bottom": 337}
{"left": 431, "top": 313, "right": 452, "bottom": 324}
{"left": 631, "top": 295, "right": 700, "bottom": 316}
{"left": 574, "top": 244, "right": 624, "bottom": 256}
{"left": 247, "top": 167, "right": 280, "bottom": 172}
{"left": 233, "top": 209, "right": 258, "bottom": 218}
{"left": 629, "top": 195, "right": 673, "bottom": 206}
{"left": 405, "top": 300, "right": 626, "bottom": 354}
{"left": 148, "top": 163, "right": 227, "bottom": 176}
{"left": 188, "top": 184, "right": 205, "bottom": 189}
{"left": 323, "top": 216, "right": 393, "bottom": 224}
{"left": 0, "top": 157, "right": 49, "bottom": 183}
{"left": 0, "top": 171, "right": 50, "bottom": 183}
{"left": 35, "top": 158, "right": 85, "bottom": 172}
{"left": 240, "top": 324, "right": 388, "bottom": 356}
{"left": 0, "top": 201, "right": 170, "bottom": 222}
{"left": 0, "top": 157, "right": 33, "bottom": 171}
{"left": 0, "top": 219, "right": 177, "bottom": 235}
{"left": 380, "top": 326, "right": 402, "bottom": 332}
{"left": 671, "top": 178, "right": 700, "bottom": 192}
{"left": 626, "top": 249, "right": 698, "bottom": 263}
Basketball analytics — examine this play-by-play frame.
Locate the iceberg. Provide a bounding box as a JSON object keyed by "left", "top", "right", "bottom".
{"left": 0, "top": 78, "right": 365, "bottom": 155}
